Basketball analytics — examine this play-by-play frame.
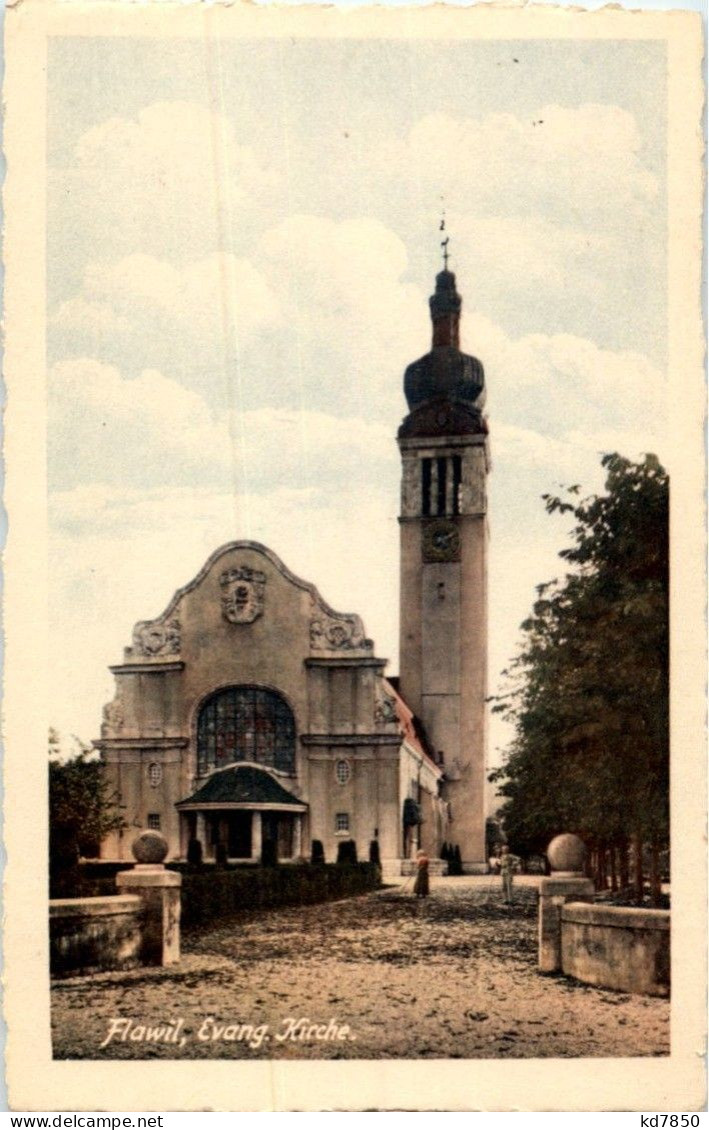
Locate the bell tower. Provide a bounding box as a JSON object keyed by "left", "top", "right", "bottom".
{"left": 397, "top": 263, "right": 490, "bottom": 873}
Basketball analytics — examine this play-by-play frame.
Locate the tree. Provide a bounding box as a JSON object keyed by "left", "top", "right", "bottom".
{"left": 490, "top": 454, "right": 669, "bottom": 903}
{"left": 49, "top": 733, "right": 126, "bottom": 896}
{"left": 485, "top": 815, "right": 504, "bottom": 858}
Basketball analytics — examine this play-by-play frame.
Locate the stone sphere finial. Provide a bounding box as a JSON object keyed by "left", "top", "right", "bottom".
{"left": 132, "top": 830, "right": 169, "bottom": 865}
{"left": 547, "top": 833, "right": 586, "bottom": 875}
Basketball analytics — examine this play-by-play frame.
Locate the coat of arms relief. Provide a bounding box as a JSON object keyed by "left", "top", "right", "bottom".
{"left": 220, "top": 565, "right": 267, "bottom": 624}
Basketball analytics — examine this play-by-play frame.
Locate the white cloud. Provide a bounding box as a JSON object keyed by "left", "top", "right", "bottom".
{"left": 51, "top": 252, "right": 279, "bottom": 355}
{"left": 378, "top": 104, "right": 657, "bottom": 225}
{"left": 449, "top": 212, "right": 620, "bottom": 320}
{"left": 260, "top": 215, "right": 426, "bottom": 395}
{"left": 52, "top": 101, "right": 279, "bottom": 261}
{"left": 49, "top": 358, "right": 231, "bottom": 488}
{"left": 493, "top": 423, "right": 576, "bottom": 471}
{"left": 49, "top": 356, "right": 397, "bottom": 494}
{"left": 49, "top": 215, "right": 428, "bottom": 419}
{"left": 51, "top": 297, "right": 131, "bottom": 339}
{"left": 468, "top": 313, "right": 666, "bottom": 453}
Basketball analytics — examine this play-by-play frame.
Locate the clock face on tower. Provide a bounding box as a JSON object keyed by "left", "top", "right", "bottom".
{"left": 422, "top": 518, "right": 461, "bottom": 563}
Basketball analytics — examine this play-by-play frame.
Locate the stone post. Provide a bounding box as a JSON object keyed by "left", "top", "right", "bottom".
{"left": 116, "top": 830, "right": 182, "bottom": 966}
{"left": 538, "top": 833, "right": 595, "bottom": 973}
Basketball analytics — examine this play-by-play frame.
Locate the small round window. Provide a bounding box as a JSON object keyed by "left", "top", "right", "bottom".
{"left": 335, "top": 759, "right": 351, "bottom": 785}
{"left": 148, "top": 763, "right": 163, "bottom": 788}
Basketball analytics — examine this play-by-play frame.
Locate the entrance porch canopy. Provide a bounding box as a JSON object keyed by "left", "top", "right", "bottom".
{"left": 176, "top": 763, "right": 307, "bottom": 814}
{"left": 177, "top": 764, "right": 307, "bottom": 862}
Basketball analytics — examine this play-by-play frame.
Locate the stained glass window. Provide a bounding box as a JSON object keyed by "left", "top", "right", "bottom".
{"left": 197, "top": 686, "right": 296, "bottom": 776}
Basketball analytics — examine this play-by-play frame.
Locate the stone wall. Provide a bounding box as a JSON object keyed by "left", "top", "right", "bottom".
{"left": 560, "top": 902, "right": 670, "bottom": 997}
{"left": 50, "top": 895, "right": 144, "bottom": 977}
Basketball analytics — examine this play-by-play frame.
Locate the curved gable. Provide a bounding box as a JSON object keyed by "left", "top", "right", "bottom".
{"left": 124, "top": 540, "right": 373, "bottom": 664}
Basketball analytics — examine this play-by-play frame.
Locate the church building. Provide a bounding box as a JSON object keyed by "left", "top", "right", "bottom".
{"left": 96, "top": 264, "right": 490, "bottom": 873}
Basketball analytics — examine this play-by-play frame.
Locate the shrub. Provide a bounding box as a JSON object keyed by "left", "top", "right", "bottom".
{"left": 179, "top": 863, "right": 377, "bottom": 926}
{"left": 336, "top": 839, "right": 358, "bottom": 865}
{"left": 187, "top": 838, "right": 203, "bottom": 867}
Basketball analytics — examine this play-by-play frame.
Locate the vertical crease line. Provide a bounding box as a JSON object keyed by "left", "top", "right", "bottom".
{"left": 205, "top": 14, "right": 250, "bottom": 538}
{"left": 277, "top": 37, "right": 314, "bottom": 571}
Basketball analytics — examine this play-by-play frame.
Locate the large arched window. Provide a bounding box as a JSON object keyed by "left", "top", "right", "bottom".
{"left": 197, "top": 686, "right": 296, "bottom": 776}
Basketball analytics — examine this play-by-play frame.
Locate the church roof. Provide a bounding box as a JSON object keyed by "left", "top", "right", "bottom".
{"left": 403, "top": 350, "right": 485, "bottom": 414}
{"left": 177, "top": 764, "right": 307, "bottom": 810}
{"left": 383, "top": 678, "right": 442, "bottom": 776}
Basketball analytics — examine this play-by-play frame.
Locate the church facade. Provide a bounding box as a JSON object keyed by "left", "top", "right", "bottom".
{"left": 96, "top": 265, "right": 489, "bottom": 872}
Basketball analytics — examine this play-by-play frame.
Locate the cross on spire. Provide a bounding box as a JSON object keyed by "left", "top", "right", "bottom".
{"left": 439, "top": 203, "right": 450, "bottom": 269}
{"left": 441, "top": 235, "right": 450, "bottom": 269}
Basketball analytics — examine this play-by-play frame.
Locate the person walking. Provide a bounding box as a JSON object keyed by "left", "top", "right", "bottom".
{"left": 413, "top": 848, "right": 430, "bottom": 898}
{"left": 499, "top": 844, "right": 515, "bottom": 904}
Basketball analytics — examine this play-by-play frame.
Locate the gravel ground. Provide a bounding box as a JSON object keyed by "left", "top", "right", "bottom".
{"left": 51, "top": 877, "right": 669, "bottom": 1060}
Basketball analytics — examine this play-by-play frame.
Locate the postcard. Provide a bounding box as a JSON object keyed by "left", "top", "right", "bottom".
{"left": 3, "top": 0, "right": 705, "bottom": 1112}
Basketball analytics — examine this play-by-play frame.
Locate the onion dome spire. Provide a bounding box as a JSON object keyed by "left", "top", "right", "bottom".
{"left": 399, "top": 232, "right": 486, "bottom": 437}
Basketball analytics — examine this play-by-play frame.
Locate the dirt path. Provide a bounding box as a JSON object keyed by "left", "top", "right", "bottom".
{"left": 51, "top": 878, "right": 669, "bottom": 1059}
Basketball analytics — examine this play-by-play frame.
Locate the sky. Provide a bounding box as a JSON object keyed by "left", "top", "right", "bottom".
{"left": 46, "top": 32, "right": 669, "bottom": 778}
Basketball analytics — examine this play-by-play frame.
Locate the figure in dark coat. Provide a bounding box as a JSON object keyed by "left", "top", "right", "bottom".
{"left": 413, "top": 849, "right": 430, "bottom": 898}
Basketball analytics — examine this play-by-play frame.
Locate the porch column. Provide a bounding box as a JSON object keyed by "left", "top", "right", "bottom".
{"left": 195, "top": 812, "right": 207, "bottom": 855}
{"left": 178, "top": 813, "right": 188, "bottom": 859}
{"left": 292, "top": 814, "right": 302, "bottom": 860}
{"left": 252, "top": 811, "right": 263, "bottom": 861}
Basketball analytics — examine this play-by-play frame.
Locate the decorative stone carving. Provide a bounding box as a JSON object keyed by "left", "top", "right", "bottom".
{"left": 445, "top": 756, "right": 469, "bottom": 782}
{"left": 133, "top": 618, "right": 181, "bottom": 657}
{"left": 310, "top": 610, "right": 367, "bottom": 652}
{"left": 101, "top": 696, "right": 124, "bottom": 736}
{"left": 220, "top": 565, "right": 266, "bottom": 624}
{"left": 374, "top": 685, "right": 398, "bottom": 724}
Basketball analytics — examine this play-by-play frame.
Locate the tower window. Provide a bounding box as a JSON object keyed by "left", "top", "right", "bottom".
{"left": 421, "top": 458, "right": 432, "bottom": 516}
{"left": 335, "top": 812, "right": 350, "bottom": 834}
{"left": 452, "top": 455, "right": 462, "bottom": 516}
{"left": 147, "top": 813, "right": 161, "bottom": 831}
{"left": 147, "top": 763, "right": 163, "bottom": 788}
{"left": 437, "top": 457, "right": 447, "bottom": 515}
